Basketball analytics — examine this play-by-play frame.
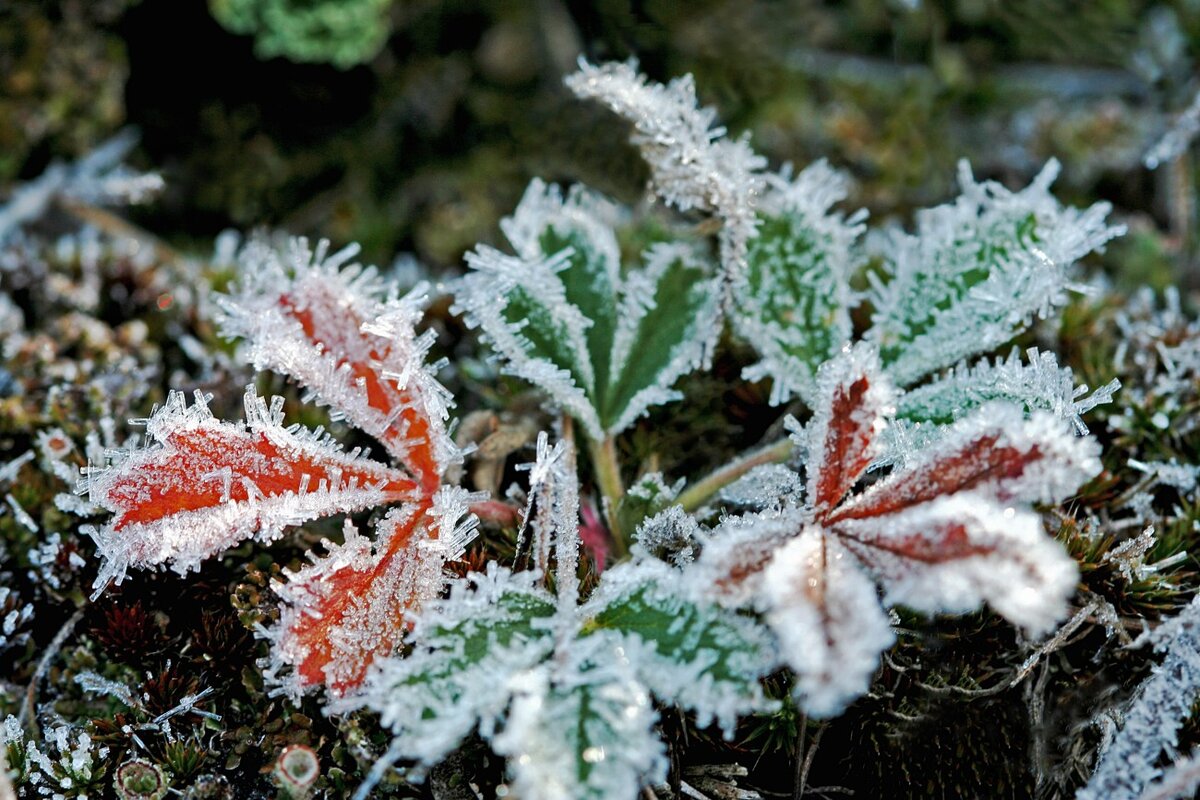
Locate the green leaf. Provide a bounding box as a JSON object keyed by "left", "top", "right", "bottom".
{"left": 866, "top": 160, "right": 1122, "bottom": 386}
{"left": 733, "top": 212, "right": 855, "bottom": 404}
{"left": 543, "top": 226, "right": 619, "bottom": 396}
{"left": 730, "top": 161, "right": 862, "bottom": 405}
{"left": 494, "top": 652, "right": 666, "bottom": 800}
{"left": 351, "top": 568, "right": 557, "bottom": 767}
{"left": 457, "top": 180, "right": 719, "bottom": 438}
{"left": 600, "top": 244, "right": 719, "bottom": 434}
{"left": 580, "top": 561, "right": 777, "bottom": 733}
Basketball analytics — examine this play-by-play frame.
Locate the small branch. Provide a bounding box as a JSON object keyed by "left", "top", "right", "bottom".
{"left": 588, "top": 435, "right": 627, "bottom": 557}
{"left": 677, "top": 436, "right": 794, "bottom": 512}
{"left": 58, "top": 199, "right": 185, "bottom": 266}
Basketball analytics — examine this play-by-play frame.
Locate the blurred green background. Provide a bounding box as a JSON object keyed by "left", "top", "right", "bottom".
{"left": 4, "top": 0, "right": 1199, "bottom": 289}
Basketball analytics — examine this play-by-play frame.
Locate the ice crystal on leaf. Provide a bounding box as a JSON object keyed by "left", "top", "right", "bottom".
{"left": 691, "top": 343, "right": 1097, "bottom": 716}
{"left": 86, "top": 237, "right": 473, "bottom": 697}
{"left": 732, "top": 160, "right": 866, "bottom": 405}
{"left": 454, "top": 179, "right": 720, "bottom": 439}
{"left": 564, "top": 59, "right": 766, "bottom": 288}
{"left": 348, "top": 436, "right": 776, "bottom": 800}
{"left": 1078, "top": 597, "right": 1200, "bottom": 800}
{"left": 865, "top": 159, "right": 1124, "bottom": 387}
{"left": 566, "top": 62, "right": 1122, "bottom": 412}
{"left": 85, "top": 387, "right": 419, "bottom": 590}
{"left": 895, "top": 346, "right": 1119, "bottom": 434}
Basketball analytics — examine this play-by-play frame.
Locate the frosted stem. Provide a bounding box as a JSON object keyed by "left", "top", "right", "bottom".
{"left": 589, "top": 435, "right": 627, "bottom": 556}
{"left": 677, "top": 437, "right": 794, "bottom": 512}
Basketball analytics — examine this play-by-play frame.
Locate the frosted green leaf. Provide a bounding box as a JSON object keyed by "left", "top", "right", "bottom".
{"left": 495, "top": 648, "right": 665, "bottom": 800}
{"left": 865, "top": 159, "right": 1124, "bottom": 386}
{"left": 896, "top": 347, "right": 1119, "bottom": 431}
{"left": 337, "top": 565, "right": 557, "bottom": 768}
{"left": 580, "top": 561, "right": 777, "bottom": 734}
{"left": 733, "top": 161, "right": 866, "bottom": 405}
{"left": 455, "top": 180, "right": 720, "bottom": 439}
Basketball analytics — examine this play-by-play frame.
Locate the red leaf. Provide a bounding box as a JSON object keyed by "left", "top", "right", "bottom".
{"left": 271, "top": 488, "right": 477, "bottom": 696}
{"left": 87, "top": 390, "right": 418, "bottom": 590}
{"left": 805, "top": 345, "right": 891, "bottom": 517}
{"left": 276, "top": 503, "right": 432, "bottom": 695}
{"left": 217, "top": 239, "right": 452, "bottom": 493}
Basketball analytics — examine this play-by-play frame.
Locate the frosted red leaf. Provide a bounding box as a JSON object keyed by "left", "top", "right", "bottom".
{"left": 86, "top": 388, "right": 419, "bottom": 594}
{"left": 216, "top": 238, "right": 456, "bottom": 491}
{"left": 693, "top": 342, "right": 1099, "bottom": 716}
{"left": 86, "top": 237, "right": 478, "bottom": 697}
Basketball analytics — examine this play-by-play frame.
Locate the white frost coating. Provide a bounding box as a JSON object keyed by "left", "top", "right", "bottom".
{"left": 804, "top": 342, "right": 894, "bottom": 512}
{"left": 338, "top": 564, "right": 558, "bottom": 771}
{"left": 843, "top": 404, "right": 1102, "bottom": 517}
{"left": 715, "top": 463, "right": 804, "bottom": 513}
{"left": 84, "top": 386, "right": 417, "bottom": 595}
{"left": 455, "top": 244, "right": 603, "bottom": 437}
{"left": 216, "top": 236, "right": 460, "bottom": 476}
{"left": 836, "top": 494, "right": 1077, "bottom": 635}
{"left": 266, "top": 488, "right": 479, "bottom": 698}
{"left": 689, "top": 346, "right": 1096, "bottom": 717}
{"left": 763, "top": 529, "right": 894, "bottom": 717}
{"left": 632, "top": 505, "right": 703, "bottom": 566}
{"left": 866, "top": 159, "right": 1124, "bottom": 386}
{"left": 455, "top": 180, "right": 719, "bottom": 437}
{"left": 1145, "top": 88, "right": 1200, "bottom": 169}
{"left": 580, "top": 560, "right": 778, "bottom": 734}
{"left": 501, "top": 178, "right": 624, "bottom": 278}
{"left": 520, "top": 433, "right": 582, "bottom": 618}
{"left": 736, "top": 160, "right": 867, "bottom": 405}
{"left": 353, "top": 446, "right": 776, "bottom": 796}
{"left": 898, "top": 347, "right": 1120, "bottom": 435}
{"left": 6, "top": 719, "right": 107, "bottom": 797}
{"left": 1078, "top": 597, "right": 1200, "bottom": 800}
{"left": 494, "top": 640, "right": 666, "bottom": 800}
{"left": 604, "top": 243, "right": 721, "bottom": 435}
{"left": 1135, "top": 749, "right": 1200, "bottom": 800}
{"left": 565, "top": 59, "right": 767, "bottom": 293}
{"left": 0, "top": 129, "right": 162, "bottom": 247}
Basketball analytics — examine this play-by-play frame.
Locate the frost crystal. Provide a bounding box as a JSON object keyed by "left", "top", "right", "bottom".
{"left": 1145, "top": 88, "right": 1200, "bottom": 169}
{"left": 565, "top": 59, "right": 767, "bottom": 290}
{"left": 866, "top": 159, "right": 1123, "bottom": 387}
{"left": 84, "top": 387, "right": 418, "bottom": 593}
{"left": 734, "top": 160, "right": 867, "bottom": 404}
{"left": 897, "top": 347, "right": 1119, "bottom": 434}
{"left": 454, "top": 180, "right": 720, "bottom": 438}
{"left": 217, "top": 237, "right": 458, "bottom": 484}
{"left": 692, "top": 343, "right": 1095, "bottom": 716}
{"left": 1078, "top": 597, "right": 1200, "bottom": 800}
{"left": 0, "top": 129, "right": 162, "bottom": 248}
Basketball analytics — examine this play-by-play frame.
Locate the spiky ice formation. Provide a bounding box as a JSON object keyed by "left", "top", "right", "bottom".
{"left": 348, "top": 437, "right": 776, "bottom": 800}
{"left": 692, "top": 343, "right": 1097, "bottom": 716}
{"left": 267, "top": 485, "right": 478, "bottom": 697}
{"left": 733, "top": 160, "right": 867, "bottom": 405}
{"left": 216, "top": 237, "right": 457, "bottom": 489}
{"left": 1078, "top": 597, "right": 1200, "bottom": 800}
{"left": 866, "top": 159, "right": 1124, "bottom": 387}
{"left": 84, "top": 387, "right": 418, "bottom": 594}
{"left": 454, "top": 180, "right": 720, "bottom": 439}
{"left": 565, "top": 59, "right": 766, "bottom": 291}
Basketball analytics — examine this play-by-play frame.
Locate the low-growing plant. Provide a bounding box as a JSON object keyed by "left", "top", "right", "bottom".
{"left": 7, "top": 57, "right": 1198, "bottom": 800}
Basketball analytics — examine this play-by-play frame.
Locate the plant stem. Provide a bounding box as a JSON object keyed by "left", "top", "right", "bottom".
{"left": 676, "top": 436, "right": 794, "bottom": 512}
{"left": 588, "top": 435, "right": 627, "bottom": 557}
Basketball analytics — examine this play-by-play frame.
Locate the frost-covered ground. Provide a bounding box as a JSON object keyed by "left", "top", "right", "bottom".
{"left": 4, "top": 4, "right": 1200, "bottom": 800}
